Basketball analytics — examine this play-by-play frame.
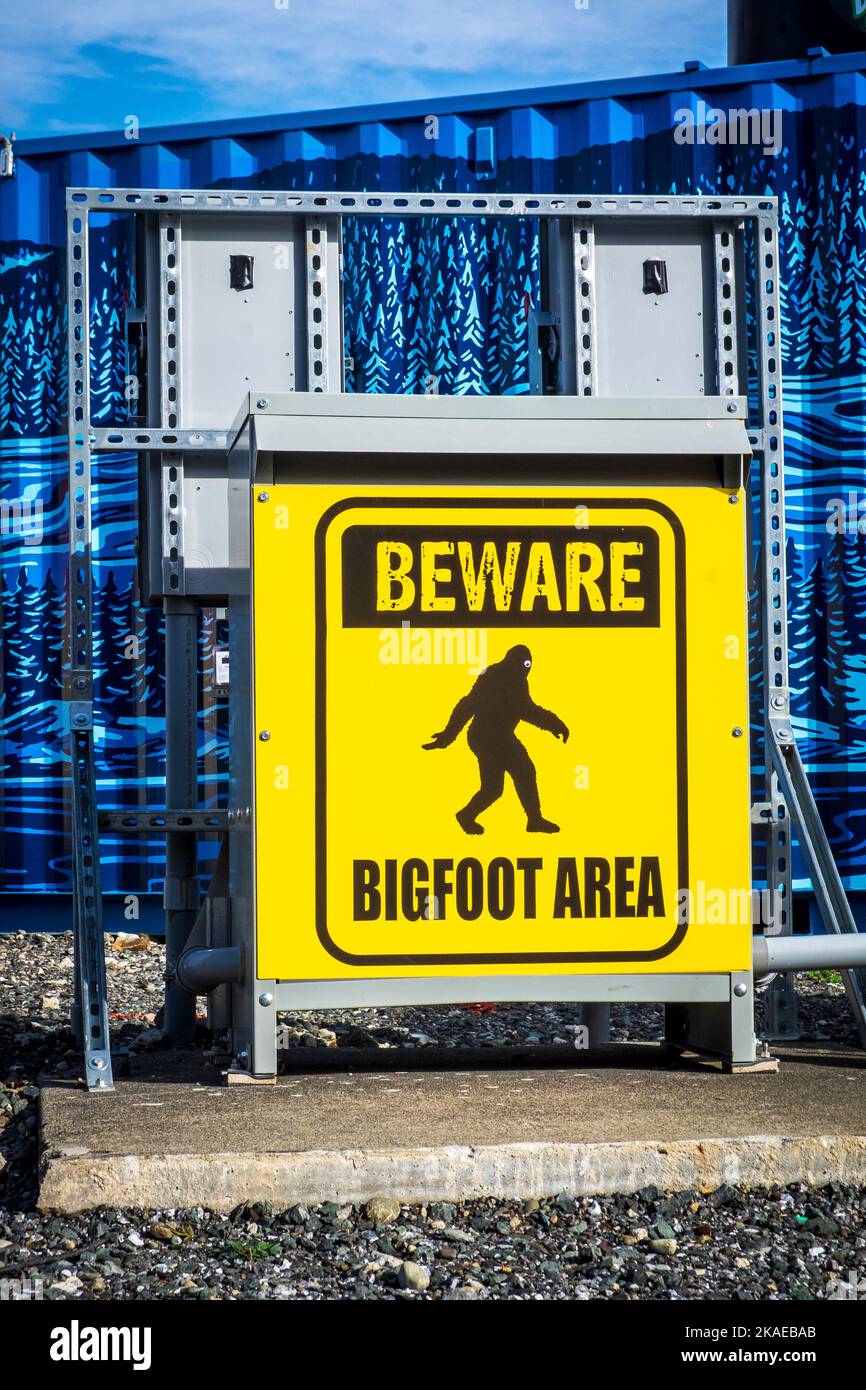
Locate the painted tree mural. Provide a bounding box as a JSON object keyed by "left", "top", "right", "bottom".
{"left": 3, "top": 91, "right": 866, "bottom": 893}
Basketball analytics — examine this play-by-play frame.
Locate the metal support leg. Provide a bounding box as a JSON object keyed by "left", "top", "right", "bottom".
{"left": 163, "top": 597, "right": 200, "bottom": 1044}
{"left": 580, "top": 1003, "right": 611, "bottom": 1046}
{"left": 158, "top": 213, "right": 196, "bottom": 1042}
{"left": 764, "top": 962, "right": 800, "bottom": 1039}
{"left": 70, "top": 727, "right": 114, "bottom": 1090}
{"left": 70, "top": 903, "right": 83, "bottom": 1047}
{"left": 66, "top": 204, "right": 113, "bottom": 1091}
{"left": 664, "top": 973, "right": 758, "bottom": 1070}
{"left": 754, "top": 212, "right": 801, "bottom": 1041}
{"left": 250, "top": 976, "right": 279, "bottom": 1080}
{"left": 225, "top": 975, "right": 278, "bottom": 1084}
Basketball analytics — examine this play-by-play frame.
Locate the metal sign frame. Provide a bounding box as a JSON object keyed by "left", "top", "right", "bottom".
{"left": 64, "top": 188, "right": 864, "bottom": 1089}
{"left": 234, "top": 396, "right": 755, "bottom": 1078}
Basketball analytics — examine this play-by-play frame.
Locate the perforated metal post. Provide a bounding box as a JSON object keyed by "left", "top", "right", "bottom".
{"left": 159, "top": 214, "right": 181, "bottom": 429}
{"left": 305, "top": 217, "right": 333, "bottom": 392}
{"left": 713, "top": 220, "right": 740, "bottom": 396}
{"left": 753, "top": 213, "right": 800, "bottom": 1041}
{"left": 159, "top": 215, "right": 185, "bottom": 595}
{"left": 573, "top": 220, "right": 598, "bottom": 397}
{"left": 66, "top": 205, "right": 113, "bottom": 1090}
{"left": 156, "top": 214, "right": 200, "bottom": 1043}
{"left": 163, "top": 596, "right": 200, "bottom": 1044}
{"left": 161, "top": 453, "right": 185, "bottom": 594}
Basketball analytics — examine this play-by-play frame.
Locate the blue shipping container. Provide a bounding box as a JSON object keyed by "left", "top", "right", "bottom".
{"left": 1, "top": 50, "right": 865, "bottom": 929}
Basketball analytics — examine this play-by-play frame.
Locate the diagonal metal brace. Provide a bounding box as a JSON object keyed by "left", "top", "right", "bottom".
{"left": 770, "top": 718, "right": 866, "bottom": 1049}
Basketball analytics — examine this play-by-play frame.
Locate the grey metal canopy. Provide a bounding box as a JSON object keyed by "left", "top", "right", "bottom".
{"left": 231, "top": 393, "right": 753, "bottom": 459}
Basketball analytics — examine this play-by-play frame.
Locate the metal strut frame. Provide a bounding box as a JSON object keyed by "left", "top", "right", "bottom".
{"left": 66, "top": 206, "right": 113, "bottom": 1091}
{"left": 752, "top": 212, "right": 800, "bottom": 1040}
{"left": 64, "top": 187, "right": 866, "bottom": 1088}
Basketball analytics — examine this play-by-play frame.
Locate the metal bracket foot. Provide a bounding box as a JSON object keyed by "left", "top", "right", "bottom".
{"left": 224, "top": 1066, "right": 277, "bottom": 1086}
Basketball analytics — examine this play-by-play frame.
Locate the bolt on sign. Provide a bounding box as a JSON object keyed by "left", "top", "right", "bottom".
{"left": 253, "top": 485, "right": 751, "bottom": 981}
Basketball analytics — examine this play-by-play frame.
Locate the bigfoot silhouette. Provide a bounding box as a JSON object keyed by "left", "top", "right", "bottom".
{"left": 422, "top": 644, "right": 569, "bottom": 835}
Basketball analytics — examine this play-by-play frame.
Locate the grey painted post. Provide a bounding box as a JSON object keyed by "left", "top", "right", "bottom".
{"left": 580, "top": 1003, "right": 611, "bottom": 1048}
{"left": 163, "top": 596, "right": 200, "bottom": 1044}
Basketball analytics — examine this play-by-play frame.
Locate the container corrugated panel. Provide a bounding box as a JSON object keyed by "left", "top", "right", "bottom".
{"left": 2, "top": 52, "right": 866, "bottom": 917}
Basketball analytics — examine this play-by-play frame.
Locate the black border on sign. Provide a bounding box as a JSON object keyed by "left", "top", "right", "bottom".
{"left": 313, "top": 497, "right": 688, "bottom": 966}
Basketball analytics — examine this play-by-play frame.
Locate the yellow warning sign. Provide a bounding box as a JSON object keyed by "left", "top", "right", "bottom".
{"left": 253, "top": 485, "right": 752, "bottom": 981}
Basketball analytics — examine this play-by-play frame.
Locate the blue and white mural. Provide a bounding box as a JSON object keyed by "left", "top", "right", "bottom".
{"left": 2, "top": 85, "right": 866, "bottom": 901}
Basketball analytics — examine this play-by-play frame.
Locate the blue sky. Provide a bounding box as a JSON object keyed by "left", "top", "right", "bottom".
{"left": 0, "top": 1, "right": 727, "bottom": 139}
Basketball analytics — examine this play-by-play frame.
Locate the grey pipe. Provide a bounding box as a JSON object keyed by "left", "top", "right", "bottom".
{"left": 579, "top": 1003, "right": 611, "bottom": 1047}
{"left": 753, "top": 933, "right": 866, "bottom": 976}
{"left": 175, "top": 945, "right": 244, "bottom": 994}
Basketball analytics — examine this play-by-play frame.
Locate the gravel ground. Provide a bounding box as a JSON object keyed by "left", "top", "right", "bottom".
{"left": 1, "top": 929, "right": 864, "bottom": 1301}
{"left": 1, "top": 1185, "right": 865, "bottom": 1301}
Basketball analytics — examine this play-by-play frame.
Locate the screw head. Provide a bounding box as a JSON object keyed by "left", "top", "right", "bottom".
{"left": 257, "top": 491, "right": 270, "bottom": 503}
{"left": 258, "top": 992, "right": 274, "bottom": 1007}
{"left": 733, "top": 982, "right": 748, "bottom": 998}
{"left": 728, "top": 494, "right": 740, "bottom": 504}
{"left": 732, "top": 727, "right": 743, "bottom": 738}
{"left": 259, "top": 730, "right": 271, "bottom": 742}
{"left": 256, "top": 397, "right": 269, "bottom": 409}
{"left": 771, "top": 695, "right": 786, "bottom": 709}
{"left": 727, "top": 401, "right": 738, "bottom": 413}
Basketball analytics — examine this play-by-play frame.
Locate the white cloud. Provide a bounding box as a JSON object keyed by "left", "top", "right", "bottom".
{"left": 0, "top": 0, "right": 724, "bottom": 133}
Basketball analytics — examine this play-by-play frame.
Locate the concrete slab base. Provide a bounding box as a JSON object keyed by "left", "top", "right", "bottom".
{"left": 38, "top": 1043, "right": 866, "bottom": 1213}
